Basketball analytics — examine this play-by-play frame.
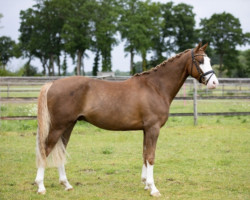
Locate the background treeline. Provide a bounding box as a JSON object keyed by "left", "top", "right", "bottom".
{"left": 0, "top": 0, "right": 250, "bottom": 77}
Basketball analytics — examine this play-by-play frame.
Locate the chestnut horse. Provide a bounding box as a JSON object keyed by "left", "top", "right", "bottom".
{"left": 35, "top": 43, "right": 219, "bottom": 196}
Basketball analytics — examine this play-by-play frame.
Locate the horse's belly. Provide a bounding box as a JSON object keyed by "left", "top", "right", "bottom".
{"left": 83, "top": 112, "right": 142, "bottom": 131}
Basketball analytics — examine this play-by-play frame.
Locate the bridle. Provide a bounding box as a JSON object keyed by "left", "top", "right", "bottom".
{"left": 191, "top": 49, "right": 215, "bottom": 85}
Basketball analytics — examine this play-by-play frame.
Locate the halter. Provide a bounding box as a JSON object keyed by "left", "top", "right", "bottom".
{"left": 191, "top": 49, "right": 215, "bottom": 85}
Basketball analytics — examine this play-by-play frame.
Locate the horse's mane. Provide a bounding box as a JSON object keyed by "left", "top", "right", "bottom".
{"left": 134, "top": 49, "right": 191, "bottom": 77}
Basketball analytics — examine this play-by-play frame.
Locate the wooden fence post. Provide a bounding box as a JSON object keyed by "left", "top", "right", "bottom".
{"left": 193, "top": 79, "right": 198, "bottom": 126}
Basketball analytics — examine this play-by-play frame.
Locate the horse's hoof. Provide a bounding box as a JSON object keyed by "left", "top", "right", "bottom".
{"left": 151, "top": 191, "right": 161, "bottom": 197}
{"left": 37, "top": 190, "right": 46, "bottom": 195}
{"left": 144, "top": 185, "right": 150, "bottom": 190}
{"left": 65, "top": 186, "right": 73, "bottom": 191}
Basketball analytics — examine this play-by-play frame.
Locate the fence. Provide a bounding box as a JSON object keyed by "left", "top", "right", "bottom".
{"left": 1, "top": 76, "right": 250, "bottom": 125}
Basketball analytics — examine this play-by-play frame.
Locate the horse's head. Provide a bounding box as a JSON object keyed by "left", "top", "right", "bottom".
{"left": 188, "top": 43, "right": 219, "bottom": 89}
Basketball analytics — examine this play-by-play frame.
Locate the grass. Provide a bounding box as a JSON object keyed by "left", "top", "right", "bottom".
{"left": 170, "top": 99, "right": 250, "bottom": 113}
{"left": 0, "top": 116, "right": 250, "bottom": 200}
{"left": 0, "top": 103, "right": 37, "bottom": 117}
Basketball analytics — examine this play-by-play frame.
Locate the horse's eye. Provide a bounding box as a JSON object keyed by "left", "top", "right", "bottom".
{"left": 198, "top": 59, "right": 204, "bottom": 64}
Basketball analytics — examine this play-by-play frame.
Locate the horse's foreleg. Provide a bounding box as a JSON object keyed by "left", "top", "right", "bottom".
{"left": 35, "top": 167, "right": 46, "bottom": 194}
{"left": 58, "top": 165, "right": 73, "bottom": 191}
{"left": 144, "top": 125, "right": 161, "bottom": 197}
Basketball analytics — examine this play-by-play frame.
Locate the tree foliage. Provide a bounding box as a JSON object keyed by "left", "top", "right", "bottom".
{"left": 150, "top": 2, "right": 196, "bottom": 67}
{"left": 0, "top": 1, "right": 248, "bottom": 77}
{"left": 0, "top": 36, "right": 17, "bottom": 70}
{"left": 93, "top": 0, "right": 120, "bottom": 72}
{"left": 119, "top": 0, "right": 161, "bottom": 73}
{"left": 200, "top": 12, "right": 249, "bottom": 77}
{"left": 19, "top": 0, "right": 65, "bottom": 75}
{"left": 61, "top": 0, "right": 95, "bottom": 75}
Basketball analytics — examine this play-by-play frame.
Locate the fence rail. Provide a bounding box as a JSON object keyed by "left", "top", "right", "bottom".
{"left": 1, "top": 76, "right": 250, "bottom": 123}
{"left": 2, "top": 111, "right": 250, "bottom": 121}
{"left": 1, "top": 76, "right": 250, "bottom": 84}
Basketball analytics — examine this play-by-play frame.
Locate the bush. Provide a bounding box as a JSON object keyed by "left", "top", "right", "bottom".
{"left": 0, "top": 68, "right": 16, "bottom": 76}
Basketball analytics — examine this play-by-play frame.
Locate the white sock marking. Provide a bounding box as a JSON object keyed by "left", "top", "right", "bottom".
{"left": 58, "top": 165, "right": 73, "bottom": 190}
{"left": 35, "top": 167, "right": 46, "bottom": 194}
{"left": 141, "top": 164, "right": 147, "bottom": 182}
{"left": 146, "top": 161, "right": 160, "bottom": 195}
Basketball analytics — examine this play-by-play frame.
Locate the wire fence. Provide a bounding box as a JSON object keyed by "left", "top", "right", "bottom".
{"left": 1, "top": 77, "right": 250, "bottom": 124}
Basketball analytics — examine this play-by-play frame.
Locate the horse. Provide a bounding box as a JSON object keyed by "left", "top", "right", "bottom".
{"left": 35, "top": 43, "right": 219, "bottom": 197}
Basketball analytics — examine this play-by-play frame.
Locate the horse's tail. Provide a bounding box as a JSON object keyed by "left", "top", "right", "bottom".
{"left": 36, "top": 82, "right": 53, "bottom": 168}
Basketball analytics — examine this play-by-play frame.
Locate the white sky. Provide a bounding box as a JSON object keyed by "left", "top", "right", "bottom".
{"left": 0, "top": 0, "right": 250, "bottom": 73}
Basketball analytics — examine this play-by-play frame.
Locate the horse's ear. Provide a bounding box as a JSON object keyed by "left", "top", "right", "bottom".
{"left": 194, "top": 42, "right": 202, "bottom": 53}
{"left": 200, "top": 43, "right": 208, "bottom": 51}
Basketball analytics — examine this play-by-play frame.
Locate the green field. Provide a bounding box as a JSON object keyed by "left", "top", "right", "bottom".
{"left": 0, "top": 116, "right": 249, "bottom": 200}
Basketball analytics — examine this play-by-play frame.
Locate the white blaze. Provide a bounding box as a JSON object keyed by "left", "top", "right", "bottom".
{"left": 200, "top": 56, "right": 219, "bottom": 89}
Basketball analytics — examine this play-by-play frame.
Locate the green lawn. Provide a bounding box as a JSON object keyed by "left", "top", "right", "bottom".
{"left": 0, "top": 116, "right": 249, "bottom": 200}
{"left": 1, "top": 103, "right": 37, "bottom": 117}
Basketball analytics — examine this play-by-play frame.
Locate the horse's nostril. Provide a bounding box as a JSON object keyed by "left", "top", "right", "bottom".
{"left": 213, "top": 81, "right": 216, "bottom": 85}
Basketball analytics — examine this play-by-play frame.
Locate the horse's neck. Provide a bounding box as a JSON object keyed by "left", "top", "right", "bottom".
{"left": 148, "top": 56, "right": 189, "bottom": 103}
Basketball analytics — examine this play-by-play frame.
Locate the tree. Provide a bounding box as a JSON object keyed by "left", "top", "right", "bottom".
{"left": 150, "top": 2, "right": 196, "bottom": 68}
{"left": 19, "top": 0, "right": 65, "bottom": 76}
{"left": 245, "top": 50, "right": 250, "bottom": 74}
{"left": 37, "top": 0, "right": 65, "bottom": 76}
{"left": 119, "top": 0, "right": 155, "bottom": 74}
{"left": 119, "top": 0, "right": 161, "bottom": 73}
{"left": 92, "top": 50, "right": 100, "bottom": 76}
{"left": 0, "top": 36, "right": 16, "bottom": 70}
{"left": 93, "top": 0, "right": 120, "bottom": 72}
{"left": 236, "top": 49, "right": 250, "bottom": 77}
{"left": 61, "top": 0, "right": 95, "bottom": 75}
{"left": 172, "top": 3, "right": 196, "bottom": 52}
{"left": 22, "top": 63, "right": 39, "bottom": 76}
{"left": 19, "top": 8, "right": 47, "bottom": 75}
{"left": 160, "top": 2, "right": 196, "bottom": 53}
{"left": 62, "top": 53, "right": 67, "bottom": 76}
{"left": 200, "top": 12, "right": 248, "bottom": 77}
{"left": 160, "top": 2, "right": 175, "bottom": 56}
{"left": 119, "top": 0, "right": 140, "bottom": 74}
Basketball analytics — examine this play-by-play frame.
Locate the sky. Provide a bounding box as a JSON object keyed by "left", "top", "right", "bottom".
{"left": 0, "top": 0, "right": 250, "bottom": 73}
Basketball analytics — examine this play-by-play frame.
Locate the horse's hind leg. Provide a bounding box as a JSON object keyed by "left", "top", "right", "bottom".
{"left": 35, "top": 128, "right": 64, "bottom": 194}
{"left": 36, "top": 123, "right": 74, "bottom": 193}
{"left": 46, "top": 123, "right": 76, "bottom": 191}
{"left": 58, "top": 122, "right": 75, "bottom": 191}
{"left": 35, "top": 128, "right": 46, "bottom": 194}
